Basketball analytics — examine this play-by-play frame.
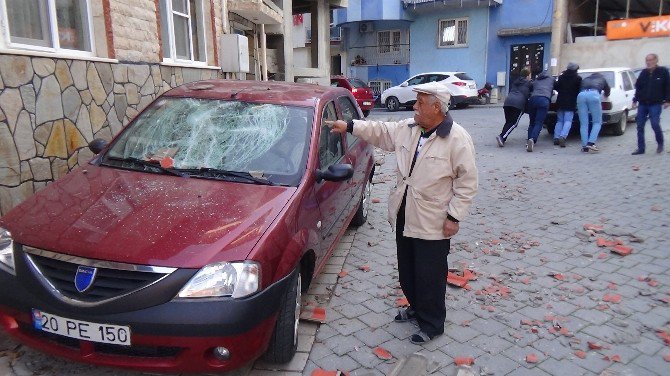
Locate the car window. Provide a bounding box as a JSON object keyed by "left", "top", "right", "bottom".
{"left": 621, "top": 72, "right": 633, "bottom": 91}
{"left": 319, "top": 102, "right": 343, "bottom": 169}
{"left": 104, "top": 97, "right": 313, "bottom": 186}
{"left": 627, "top": 71, "right": 637, "bottom": 87}
{"left": 348, "top": 78, "right": 368, "bottom": 88}
{"left": 426, "top": 74, "right": 443, "bottom": 83}
{"left": 407, "top": 75, "right": 425, "bottom": 86}
{"left": 455, "top": 73, "right": 473, "bottom": 80}
{"left": 337, "top": 96, "right": 360, "bottom": 147}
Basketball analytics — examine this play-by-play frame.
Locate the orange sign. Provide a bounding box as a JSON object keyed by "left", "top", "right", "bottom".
{"left": 607, "top": 15, "right": 670, "bottom": 40}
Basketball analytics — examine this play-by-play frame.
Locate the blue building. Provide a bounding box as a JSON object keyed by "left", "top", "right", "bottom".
{"left": 335, "top": 0, "right": 554, "bottom": 99}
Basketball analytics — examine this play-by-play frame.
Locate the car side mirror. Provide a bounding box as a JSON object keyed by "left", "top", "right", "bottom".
{"left": 400, "top": 82, "right": 408, "bottom": 87}
{"left": 88, "top": 138, "right": 108, "bottom": 154}
{"left": 316, "top": 163, "right": 354, "bottom": 183}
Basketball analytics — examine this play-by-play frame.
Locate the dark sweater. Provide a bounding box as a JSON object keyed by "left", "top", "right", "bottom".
{"left": 634, "top": 66, "right": 670, "bottom": 104}
{"left": 555, "top": 70, "right": 582, "bottom": 111}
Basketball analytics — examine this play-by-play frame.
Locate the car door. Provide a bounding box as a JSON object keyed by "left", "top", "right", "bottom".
{"left": 314, "top": 101, "right": 347, "bottom": 257}
{"left": 399, "top": 74, "right": 427, "bottom": 103}
{"left": 336, "top": 95, "right": 367, "bottom": 217}
{"left": 623, "top": 70, "right": 638, "bottom": 118}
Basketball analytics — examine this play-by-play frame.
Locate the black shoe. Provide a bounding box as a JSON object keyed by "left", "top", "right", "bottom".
{"left": 657, "top": 145, "right": 664, "bottom": 154}
{"left": 409, "top": 331, "right": 439, "bottom": 345}
{"left": 496, "top": 135, "right": 504, "bottom": 147}
{"left": 631, "top": 149, "right": 645, "bottom": 155}
{"left": 394, "top": 308, "right": 416, "bottom": 322}
{"left": 582, "top": 147, "right": 589, "bottom": 153}
{"left": 559, "top": 137, "right": 566, "bottom": 148}
{"left": 553, "top": 138, "right": 559, "bottom": 146}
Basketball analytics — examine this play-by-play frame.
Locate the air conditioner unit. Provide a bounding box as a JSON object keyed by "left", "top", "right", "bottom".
{"left": 359, "top": 22, "right": 374, "bottom": 33}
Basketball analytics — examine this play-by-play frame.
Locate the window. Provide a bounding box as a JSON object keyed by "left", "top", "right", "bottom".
{"left": 439, "top": 17, "right": 468, "bottom": 48}
{"left": 319, "top": 102, "right": 343, "bottom": 169}
{"left": 407, "top": 75, "right": 426, "bottom": 86}
{"left": 337, "top": 96, "right": 360, "bottom": 148}
{"left": 621, "top": 71, "right": 633, "bottom": 91}
{"left": 160, "top": 0, "right": 206, "bottom": 63}
{"left": 1, "top": 0, "right": 93, "bottom": 53}
{"left": 378, "top": 30, "right": 401, "bottom": 54}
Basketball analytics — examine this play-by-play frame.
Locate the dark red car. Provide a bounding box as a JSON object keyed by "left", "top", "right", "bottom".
{"left": 0, "top": 80, "right": 374, "bottom": 373}
{"left": 330, "top": 76, "right": 375, "bottom": 117}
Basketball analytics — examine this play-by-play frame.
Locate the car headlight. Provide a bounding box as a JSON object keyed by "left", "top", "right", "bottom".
{"left": 177, "top": 261, "right": 260, "bottom": 299}
{"left": 0, "top": 227, "right": 16, "bottom": 275}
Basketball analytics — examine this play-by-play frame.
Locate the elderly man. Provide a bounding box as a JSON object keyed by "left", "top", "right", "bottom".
{"left": 327, "top": 82, "right": 478, "bottom": 344}
{"left": 632, "top": 53, "right": 670, "bottom": 155}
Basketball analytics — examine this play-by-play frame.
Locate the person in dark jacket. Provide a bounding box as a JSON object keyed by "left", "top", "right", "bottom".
{"left": 577, "top": 72, "right": 610, "bottom": 153}
{"left": 553, "top": 62, "right": 582, "bottom": 147}
{"left": 631, "top": 54, "right": 670, "bottom": 155}
{"left": 526, "top": 70, "right": 554, "bottom": 152}
{"left": 496, "top": 68, "right": 532, "bottom": 147}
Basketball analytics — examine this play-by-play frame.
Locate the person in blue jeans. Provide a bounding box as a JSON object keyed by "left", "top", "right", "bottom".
{"left": 631, "top": 54, "right": 670, "bottom": 155}
{"left": 553, "top": 62, "right": 581, "bottom": 147}
{"left": 526, "top": 71, "right": 554, "bottom": 152}
{"left": 577, "top": 72, "right": 610, "bottom": 153}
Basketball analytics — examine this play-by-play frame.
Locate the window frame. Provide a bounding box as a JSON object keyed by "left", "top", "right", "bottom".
{"left": 160, "top": 0, "right": 208, "bottom": 65}
{"left": 377, "top": 29, "right": 401, "bottom": 54}
{"left": 0, "top": 0, "right": 95, "bottom": 56}
{"left": 335, "top": 95, "right": 361, "bottom": 149}
{"left": 318, "top": 101, "right": 344, "bottom": 170}
{"left": 438, "top": 17, "right": 468, "bottom": 48}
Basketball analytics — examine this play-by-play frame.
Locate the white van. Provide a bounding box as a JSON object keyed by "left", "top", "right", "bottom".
{"left": 546, "top": 67, "right": 638, "bottom": 136}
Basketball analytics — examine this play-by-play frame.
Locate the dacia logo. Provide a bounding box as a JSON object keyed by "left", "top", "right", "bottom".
{"left": 74, "top": 265, "right": 98, "bottom": 293}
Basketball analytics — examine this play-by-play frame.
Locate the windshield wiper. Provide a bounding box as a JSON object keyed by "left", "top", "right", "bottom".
{"left": 177, "top": 167, "right": 276, "bottom": 185}
{"left": 103, "top": 156, "right": 187, "bottom": 177}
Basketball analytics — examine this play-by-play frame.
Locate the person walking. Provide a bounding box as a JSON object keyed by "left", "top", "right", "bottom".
{"left": 526, "top": 70, "right": 554, "bottom": 152}
{"left": 553, "top": 62, "right": 582, "bottom": 147}
{"left": 326, "top": 82, "right": 478, "bottom": 345}
{"left": 577, "top": 72, "right": 610, "bottom": 153}
{"left": 631, "top": 53, "right": 670, "bottom": 155}
{"left": 496, "top": 68, "right": 532, "bottom": 147}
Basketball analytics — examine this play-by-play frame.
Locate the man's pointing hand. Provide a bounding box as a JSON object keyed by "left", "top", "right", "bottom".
{"left": 324, "top": 120, "right": 348, "bottom": 133}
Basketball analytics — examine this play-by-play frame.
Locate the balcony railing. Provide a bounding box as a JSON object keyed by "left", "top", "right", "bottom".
{"left": 305, "top": 26, "right": 342, "bottom": 42}
{"left": 348, "top": 44, "right": 410, "bottom": 66}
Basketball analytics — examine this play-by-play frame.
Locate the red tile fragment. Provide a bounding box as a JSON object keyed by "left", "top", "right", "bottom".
{"left": 160, "top": 156, "right": 174, "bottom": 168}
{"left": 482, "top": 305, "right": 496, "bottom": 312}
{"left": 611, "top": 245, "right": 633, "bottom": 256}
{"left": 603, "top": 294, "right": 622, "bottom": 304}
{"left": 371, "top": 198, "right": 381, "bottom": 203}
{"left": 521, "top": 277, "right": 531, "bottom": 284}
{"left": 596, "top": 304, "right": 609, "bottom": 311}
{"left": 312, "top": 370, "right": 350, "bottom": 376}
{"left": 338, "top": 270, "right": 348, "bottom": 278}
{"left": 373, "top": 346, "right": 393, "bottom": 360}
{"left": 454, "top": 357, "right": 474, "bottom": 366}
{"left": 596, "top": 237, "right": 617, "bottom": 247}
{"left": 461, "top": 320, "right": 471, "bottom": 326}
{"left": 657, "top": 330, "right": 670, "bottom": 345}
{"left": 588, "top": 341, "right": 603, "bottom": 350}
{"left": 611, "top": 354, "right": 621, "bottom": 362}
{"left": 358, "top": 265, "right": 370, "bottom": 272}
{"left": 560, "top": 327, "right": 570, "bottom": 336}
{"left": 526, "top": 354, "right": 539, "bottom": 363}
{"left": 521, "top": 319, "right": 533, "bottom": 326}
{"left": 607, "top": 283, "right": 617, "bottom": 290}
{"left": 663, "top": 354, "right": 670, "bottom": 362}
{"left": 648, "top": 279, "right": 659, "bottom": 287}
{"left": 583, "top": 224, "right": 604, "bottom": 232}
{"left": 597, "top": 253, "right": 608, "bottom": 259}
{"left": 395, "top": 297, "right": 409, "bottom": 307}
{"left": 575, "top": 350, "right": 587, "bottom": 359}
{"left": 531, "top": 327, "right": 539, "bottom": 334}
{"left": 552, "top": 273, "right": 565, "bottom": 281}
{"left": 544, "top": 314, "right": 556, "bottom": 321}
{"left": 300, "top": 306, "right": 327, "bottom": 323}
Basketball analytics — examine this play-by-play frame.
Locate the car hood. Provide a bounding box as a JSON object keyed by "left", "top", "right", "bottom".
{"left": 2, "top": 165, "right": 296, "bottom": 268}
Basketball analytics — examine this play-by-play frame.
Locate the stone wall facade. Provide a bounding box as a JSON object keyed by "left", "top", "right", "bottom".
{"left": 0, "top": 53, "right": 221, "bottom": 215}
{"left": 111, "top": 0, "right": 162, "bottom": 62}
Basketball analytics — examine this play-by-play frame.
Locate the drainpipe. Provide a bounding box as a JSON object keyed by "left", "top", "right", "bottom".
{"left": 220, "top": 0, "right": 229, "bottom": 79}
{"left": 550, "top": 0, "right": 568, "bottom": 76}
{"left": 260, "top": 24, "right": 268, "bottom": 81}
{"left": 594, "top": 0, "right": 599, "bottom": 36}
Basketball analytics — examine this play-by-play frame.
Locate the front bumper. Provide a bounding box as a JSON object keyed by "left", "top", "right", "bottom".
{"left": 0, "top": 258, "right": 297, "bottom": 373}
{"left": 356, "top": 98, "right": 375, "bottom": 110}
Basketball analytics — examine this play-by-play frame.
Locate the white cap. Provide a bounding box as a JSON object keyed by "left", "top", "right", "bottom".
{"left": 412, "top": 81, "right": 452, "bottom": 111}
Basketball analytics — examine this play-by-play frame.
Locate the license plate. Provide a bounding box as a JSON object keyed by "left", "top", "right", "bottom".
{"left": 363, "top": 101, "right": 372, "bottom": 106}
{"left": 32, "top": 309, "right": 131, "bottom": 346}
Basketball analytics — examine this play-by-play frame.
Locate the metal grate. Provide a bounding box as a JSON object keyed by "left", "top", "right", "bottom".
{"left": 368, "top": 80, "right": 392, "bottom": 97}
{"left": 27, "top": 253, "right": 168, "bottom": 302}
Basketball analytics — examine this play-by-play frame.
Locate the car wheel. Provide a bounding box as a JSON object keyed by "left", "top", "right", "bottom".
{"left": 363, "top": 110, "right": 370, "bottom": 117}
{"left": 350, "top": 171, "right": 373, "bottom": 227}
{"left": 611, "top": 111, "right": 627, "bottom": 136}
{"left": 263, "top": 267, "right": 301, "bottom": 363}
{"left": 386, "top": 97, "right": 400, "bottom": 112}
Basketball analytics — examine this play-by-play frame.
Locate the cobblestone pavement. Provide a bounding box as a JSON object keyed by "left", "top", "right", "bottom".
{"left": 2, "top": 106, "right": 669, "bottom": 376}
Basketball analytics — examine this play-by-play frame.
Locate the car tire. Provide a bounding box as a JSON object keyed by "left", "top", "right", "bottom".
{"left": 386, "top": 97, "right": 400, "bottom": 112}
{"left": 263, "top": 268, "right": 301, "bottom": 363}
{"left": 611, "top": 111, "right": 627, "bottom": 136}
{"left": 350, "top": 171, "right": 373, "bottom": 227}
{"left": 363, "top": 110, "right": 370, "bottom": 117}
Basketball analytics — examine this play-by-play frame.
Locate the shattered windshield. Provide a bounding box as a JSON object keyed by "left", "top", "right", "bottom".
{"left": 104, "top": 97, "right": 313, "bottom": 186}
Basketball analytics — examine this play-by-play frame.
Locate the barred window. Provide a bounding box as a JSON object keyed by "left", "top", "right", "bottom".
{"left": 378, "top": 30, "right": 401, "bottom": 54}
{"left": 439, "top": 18, "right": 468, "bottom": 48}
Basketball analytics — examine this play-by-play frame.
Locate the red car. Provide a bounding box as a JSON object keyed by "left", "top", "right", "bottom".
{"left": 330, "top": 76, "right": 375, "bottom": 117}
{"left": 0, "top": 80, "right": 374, "bottom": 373}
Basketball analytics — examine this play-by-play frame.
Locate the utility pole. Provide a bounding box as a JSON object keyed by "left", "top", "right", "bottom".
{"left": 550, "top": 0, "right": 568, "bottom": 75}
